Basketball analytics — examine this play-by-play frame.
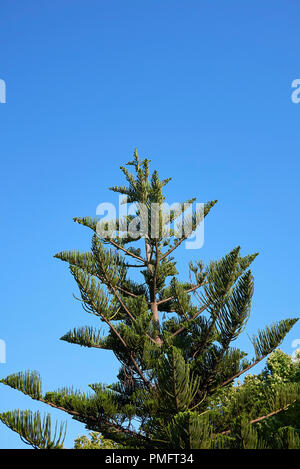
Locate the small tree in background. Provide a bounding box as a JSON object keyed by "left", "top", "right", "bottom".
{"left": 74, "top": 432, "right": 120, "bottom": 449}
{"left": 1, "top": 151, "right": 299, "bottom": 449}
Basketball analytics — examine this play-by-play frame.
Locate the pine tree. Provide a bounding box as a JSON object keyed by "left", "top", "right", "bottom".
{"left": 1, "top": 151, "right": 299, "bottom": 449}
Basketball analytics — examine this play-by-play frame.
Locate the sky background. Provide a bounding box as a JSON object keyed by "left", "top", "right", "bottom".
{"left": 0, "top": 0, "right": 300, "bottom": 449}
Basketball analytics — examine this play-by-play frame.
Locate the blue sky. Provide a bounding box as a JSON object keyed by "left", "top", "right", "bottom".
{"left": 0, "top": 0, "right": 299, "bottom": 448}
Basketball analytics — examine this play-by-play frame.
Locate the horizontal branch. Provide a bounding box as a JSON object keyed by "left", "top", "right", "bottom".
{"left": 38, "top": 398, "right": 150, "bottom": 444}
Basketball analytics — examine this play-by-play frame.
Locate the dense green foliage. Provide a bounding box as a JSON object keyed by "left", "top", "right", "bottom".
{"left": 227, "top": 349, "right": 300, "bottom": 448}
{"left": 74, "top": 431, "right": 120, "bottom": 449}
{"left": 1, "top": 151, "right": 299, "bottom": 449}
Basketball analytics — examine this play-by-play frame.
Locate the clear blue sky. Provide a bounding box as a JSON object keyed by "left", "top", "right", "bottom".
{"left": 0, "top": 0, "right": 299, "bottom": 448}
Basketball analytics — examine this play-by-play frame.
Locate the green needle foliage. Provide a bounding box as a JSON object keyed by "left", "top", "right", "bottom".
{"left": 0, "top": 410, "right": 66, "bottom": 449}
{"left": 1, "top": 150, "right": 299, "bottom": 449}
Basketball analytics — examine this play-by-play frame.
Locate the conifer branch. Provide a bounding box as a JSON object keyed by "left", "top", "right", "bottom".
{"left": 102, "top": 275, "right": 158, "bottom": 347}
{"left": 160, "top": 235, "right": 188, "bottom": 261}
{"left": 71, "top": 270, "right": 129, "bottom": 349}
{"left": 40, "top": 398, "right": 151, "bottom": 445}
{"left": 74, "top": 278, "right": 152, "bottom": 388}
{"left": 157, "top": 282, "right": 206, "bottom": 306}
{"left": 115, "top": 285, "right": 139, "bottom": 298}
{"left": 105, "top": 239, "right": 146, "bottom": 264}
{"left": 215, "top": 318, "right": 299, "bottom": 390}
{"left": 249, "top": 403, "right": 294, "bottom": 425}
{"left": 0, "top": 410, "right": 66, "bottom": 449}
{"left": 217, "top": 357, "right": 265, "bottom": 390}
{"left": 170, "top": 303, "right": 209, "bottom": 338}
{"left": 160, "top": 200, "right": 217, "bottom": 261}
{"left": 220, "top": 402, "right": 296, "bottom": 436}
{"left": 107, "top": 281, "right": 137, "bottom": 323}
{"left": 146, "top": 238, "right": 162, "bottom": 345}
